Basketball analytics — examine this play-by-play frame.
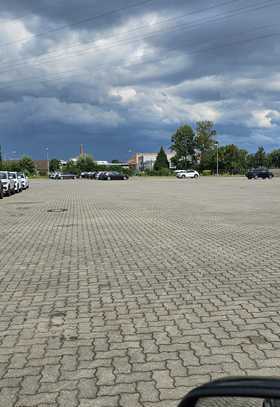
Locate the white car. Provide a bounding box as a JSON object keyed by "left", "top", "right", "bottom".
{"left": 18, "top": 173, "right": 29, "bottom": 189}
{"left": 0, "top": 171, "right": 16, "bottom": 195}
{"left": 176, "top": 169, "right": 199, "bottom": 179}
{"left": 95, "top": 171, "right": 107, "bottom": 179}
{"left": 8, "top": 172, "right": 22, "bottom": 192}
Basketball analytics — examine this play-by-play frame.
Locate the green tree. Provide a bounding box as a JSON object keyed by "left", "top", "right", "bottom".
{"left": 254, "top": 146, "right": 267, "bottom": 167}
{"left": 198, "top": 148, "right": 217, "bottom": 173}
{"left": 196, "top": 121, "right": 216, "bottom": 153}
{"left": 154, "top": 147, "right": 169, "bottom": 171}
{"left": 196, "top": 121, "right": 217, "bottom": 171}
{"left": 171, "top": 124, "right": 196, "bottom": 169}
{"left": 221, "top": 144, "right": 248, "bottom": 174}
{"left": 76, "top": 154, "right": 97, "bottom": 173}
{"left": 18, "top": 156, "right": 36, "bottom": 175}
{"left": 268, "top": 149, "right": 280, "bottom": 168}
{"left": 199, "top": 144, "right": 249, "bottom": 174}
{"left": 49, "top": 158, "right": 61, "bottom": 172}
{"left": 63, "top": 160, "right": 79, "bottom": 175}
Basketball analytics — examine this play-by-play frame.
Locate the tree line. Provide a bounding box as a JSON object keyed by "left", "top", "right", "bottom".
{"left": 0, "top": 155, "right": 36, "bottom": 175}
{"left": 151, "top": 121, "right": 280, "bottom": 175}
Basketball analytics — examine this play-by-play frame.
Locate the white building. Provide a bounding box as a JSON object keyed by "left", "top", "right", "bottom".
{"left": 129, "top": 151, "right": 175, "bottom": 171}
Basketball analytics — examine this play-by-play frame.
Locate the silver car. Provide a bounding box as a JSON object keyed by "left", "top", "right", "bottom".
{"left": 0, "top": 171, "right": 16, "bottom": 196}
{"left": 8, "top": 172, "right": 22, "bottom": 192}
{"left": 18, "top": 173, "right": 29, "bottom": 190}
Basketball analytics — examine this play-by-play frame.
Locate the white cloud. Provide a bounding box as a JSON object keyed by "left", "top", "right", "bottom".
{"left": 0, "top": 0, "right": 280, "bottom": 156}
{"left": 23, "top": 97, "right": 124, "bottom": 127}
{"left": 110, "top": 87, "right": 137, "bottom": 102}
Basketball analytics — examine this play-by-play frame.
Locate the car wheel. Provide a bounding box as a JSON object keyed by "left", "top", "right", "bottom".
{"left": 254, "top": 175, "right": 258, "bottom": 180}
{"left": 194, "top": 174, "right": 198, "bottom": 179}
{"left": 0, "top": 190, "right": 3, "bottom": 199}
{"left": 269, "top": 175, "right": 272, "bottom": 179}
{"left": 107, "top": 176, "right": 111, "bottom": 180}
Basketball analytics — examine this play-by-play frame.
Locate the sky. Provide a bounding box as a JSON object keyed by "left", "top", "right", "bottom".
{"left": 0, "top": 0, "right": 280, "bottom": 160}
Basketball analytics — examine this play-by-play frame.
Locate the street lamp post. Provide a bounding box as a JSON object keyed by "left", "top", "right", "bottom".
{"left": 215, "top": 142, "right": 219, "bottom": 176}
{"left": 46, "top": 148, "right": 49, "bottom": 177}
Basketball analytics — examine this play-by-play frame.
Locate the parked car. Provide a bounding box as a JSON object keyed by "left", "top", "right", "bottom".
{"left": 18, "top": 173, "right": 29, "bottom": 189}
{"left": 82, "top": 171, "right": 97, "bottom": 179}
{"left": 174, "top": 170, "right": 187, "bottom": 174}
{"left": 95, "top": 171, "right": 107, "bottom": 179}
{"left": 61, "top": 173, "right": 76, "bottom": 179}
{"left": 0, "top": 171, "right": 16, "bottom": 196}
{"left": 89, "top": 172, "right": 97, "bottom": 179}
{"left": 176, "top": 169, "right": 199, "bottom": 179}
{"left": 8, "top": 172, "right": 22, "bottom": 192}
{"left": 99, "top": 171, "right": 129, "bottom": 180}
{"left": 51, "top": 172, "right": 76, "bottom": 179}
{"left": 0, "top": 181, "right": 3, "bottom": 199}
{"left": 246, "top": 168, "right": 274, "bottom": 179}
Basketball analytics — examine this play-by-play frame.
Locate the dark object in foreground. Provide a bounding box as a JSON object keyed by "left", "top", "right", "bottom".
{"left": 178, "top": 377, "right": 280, "bottom": 407}
{"left": 99, "top": 171, "right": 129, "bottom": 180}
{"left": 246, "top": 168, "right": 274, "bottom": 179}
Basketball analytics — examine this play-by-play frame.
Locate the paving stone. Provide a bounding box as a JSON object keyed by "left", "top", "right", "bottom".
{"left": 98, "top": 383, "right": 136, "bottom": 396}
{"left": 0, "top": 388, "right": 18, "bottom": 407}
{"left": 57, "top": 390, "right": 78, "bottom": 407}
{"left": 79, "top": 396, "right": 119, "bottom": 407}
{"left": 119, "top": 393, "right": 142, "bottom": 407}
{"left": 96, "top": 367, "right": 115, "bottom": 386}
{"left": 78, "top": 378, "right": 98, "bottom": 399}
{"left": 1, "top": 178, "right": 280, "bottom": 406}
{"left": 138, "top": 381, "right": 159, "bottom": 402}
{"left": 153, "top": 370, "right": 174, "bottom": 389}
{"left": 16, "top": 392, "right": 58, "bottom": 406}
{"left": 20, "top": 375, "right": 40, "bottom": 395}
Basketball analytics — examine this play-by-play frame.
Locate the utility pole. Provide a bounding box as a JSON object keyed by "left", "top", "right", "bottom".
{"left": 46, "top": 147, "right": 49, "bottom": 176}
{"left": 215, "top": 142, "right": 219, "bottom": 176}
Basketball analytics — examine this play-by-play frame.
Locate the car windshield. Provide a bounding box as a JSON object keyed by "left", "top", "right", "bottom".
{"left": 0, "top": 173, "right": 7, "bottom": 179}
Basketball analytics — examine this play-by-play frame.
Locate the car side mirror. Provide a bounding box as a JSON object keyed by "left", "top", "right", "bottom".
{"left": 178, "top": 377, "right": 280, "bottom": 407}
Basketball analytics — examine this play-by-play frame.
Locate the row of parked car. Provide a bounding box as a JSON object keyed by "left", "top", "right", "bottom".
{"left": 50, "top": 171, "right": 129, "bottom": 180}
{"left": 175, "top": 168, "right": 275, "bottom": 179}
{"left": 50, "top": 168, "right": 275, "bottom": 182}
{"left": 81, "top": 171, "right": 129, "bottom": 180}
{"left": 0, "top": 171, "right": 29, "bottom": 198}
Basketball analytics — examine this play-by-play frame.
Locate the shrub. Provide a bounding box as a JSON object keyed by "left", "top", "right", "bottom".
{"left": 202, "top": 170, "right": 212, "bottom": 176}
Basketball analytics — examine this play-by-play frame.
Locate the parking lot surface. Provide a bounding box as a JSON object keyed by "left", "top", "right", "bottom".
{"left": 0, "top": 177, "right": 280, "bottom": 407}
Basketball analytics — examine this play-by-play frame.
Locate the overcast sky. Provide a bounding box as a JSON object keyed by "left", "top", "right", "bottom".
{"left": 0, "top": 0, "right": 279, "bottom": 160}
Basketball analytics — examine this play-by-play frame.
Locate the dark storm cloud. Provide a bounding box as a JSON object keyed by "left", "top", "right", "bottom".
{"left": 0, "top": 0, "right": 280, "bottom": 159}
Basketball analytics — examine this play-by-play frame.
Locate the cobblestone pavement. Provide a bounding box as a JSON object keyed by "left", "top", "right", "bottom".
{"left": 0, "top": 177, "right": 280, "bottom": 407}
